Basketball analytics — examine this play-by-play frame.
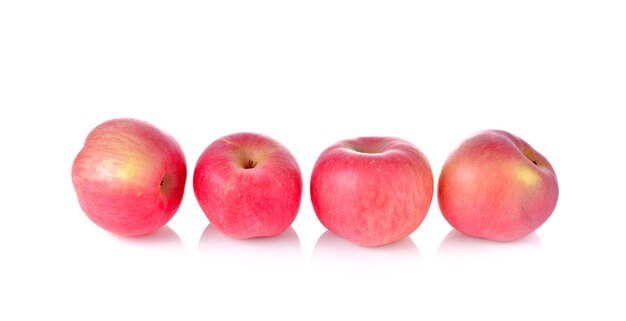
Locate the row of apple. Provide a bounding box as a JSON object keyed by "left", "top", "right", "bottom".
{"left": 71, "top": 118, "right": 559, "bottom": 246}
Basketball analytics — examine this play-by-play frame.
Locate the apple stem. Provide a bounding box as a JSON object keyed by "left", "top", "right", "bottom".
{"left": 245, "top": 159, "right": 256, "bottom": 169}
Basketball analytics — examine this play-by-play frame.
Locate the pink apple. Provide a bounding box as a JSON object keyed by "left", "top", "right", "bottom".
{"left": 310, "top": 137, "right": 434, "bottom": 247}
{"left": 72, "top": 118, "right": 187, "bottom": 236}
{"left": 193, "top": 132, "right": 302, "bottom": 239}
{"left": 438, "top": 130, "right": 559, "bottom": 242}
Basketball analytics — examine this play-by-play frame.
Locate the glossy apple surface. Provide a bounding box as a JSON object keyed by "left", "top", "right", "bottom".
{"left": 193, "top": 132, "right": 302, "bottom": 239}
{"left": 310, "top": 137, "right": 434, "bottom": 247}
{"left": 438, "top": 130, "right": 559, "bottom": 241}
{"left": 72, "top": 118, "right": 187, "bottom": 236}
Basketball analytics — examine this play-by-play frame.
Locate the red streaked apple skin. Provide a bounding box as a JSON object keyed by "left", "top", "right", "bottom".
{"left": 71, "top": 118, "right": 187, "bottom": 236}
{"left": 193, "top": 133, "right": 303, "bottom": 239}
{"left": 438, "top": 130, "right": 559, "bottom": 242}
{"left": 310, "top": 137, "right": 434, "bottom": 247}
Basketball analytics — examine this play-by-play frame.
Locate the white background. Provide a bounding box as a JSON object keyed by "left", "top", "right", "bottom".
{"left": 1, "top": 1, "right": 625, "bottom": 320}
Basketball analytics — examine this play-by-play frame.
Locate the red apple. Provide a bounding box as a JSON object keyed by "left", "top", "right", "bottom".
{"left": 193, "top": 133, "right": 302, "bottom": 239}
{"left": 438, "top": 130, "right": 559, "bottom": 242}
{"left": 72, "top": 118, "right": 187, "bottom": 236}
{"left": 310, "top": 137, "right": 434, "bottom": 247}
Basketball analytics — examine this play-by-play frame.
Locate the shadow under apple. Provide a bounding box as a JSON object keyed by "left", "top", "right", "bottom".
{"left": 78, "top": 225, "right": 187, "bottom": 273}
{"left": 436, "top": 229, "right": 544, "bottom": 264}
{"left": 312, "top": 230, "right": 421, "bottom": 273}
{"left": 109, "top": 225, "right": 184, "bottom": 250}
{"left": 197, "top": 224, "right": 302, "bottom": 268}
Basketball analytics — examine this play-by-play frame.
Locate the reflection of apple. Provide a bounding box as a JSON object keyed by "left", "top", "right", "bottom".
{"left": 193, "top": 133, "right": 302, "bottom": 238}
{"left": 71, "top": 118, "right": 187, "bottom": 236}
{"left": 310, "top": 137, "right": 434, "bottom": 247}
{"left": 438, "top": 130, "right": 559, "bottom": 241}
{"left": 110, "top": 226, "right": 185, "bottom": 252}
{"left": 198, "top": 224, "right": 301, "bottom": 264}
{"left": 438, "top": 229, "right": 543, "bottom": 255}
{"left": 437, "top": 230, "right": 544, "bottom": 265}
{"left": 312, "top": 230, "right": 420, "bottom": 269}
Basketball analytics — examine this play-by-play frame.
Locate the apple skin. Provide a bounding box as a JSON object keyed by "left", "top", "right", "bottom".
{"left": 71, "top": 118, "right": 187, "bottom": 236}
{"left": 438, "top": 130, "right": 559, "bottom": 242}
{"left": 310, "top": 137, "right": 434, "bottom": 247}
{"left": 193, "top": 133, "right": 302, "bottom": 239}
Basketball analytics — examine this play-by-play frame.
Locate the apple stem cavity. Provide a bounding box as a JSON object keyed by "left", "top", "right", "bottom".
{"left": 348, "top": 145, "right": 382, "bottom": 155}
{"left": 160, "top": 174, "right": 168, "bottom": 192}
{"left": 244, "top": 159, "right": 256, "bottom": 169}
{"left": 522, "top": 148, "right": 540, "bottom": 166}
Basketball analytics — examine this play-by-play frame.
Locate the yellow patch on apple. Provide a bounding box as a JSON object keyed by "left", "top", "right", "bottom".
{"left": 516, "top": 165, "right": 539, "bottom": 186}
{"left": 117, "top": 156, "right": 142, "bottom": 180}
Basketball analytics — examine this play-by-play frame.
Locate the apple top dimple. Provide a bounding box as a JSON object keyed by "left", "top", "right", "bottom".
{"left": 341, "top": 137, "right": 395, "bottom": 155}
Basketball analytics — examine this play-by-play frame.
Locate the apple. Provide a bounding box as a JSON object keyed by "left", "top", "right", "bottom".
{"left": 193, "top": 132, "right": 302, "bottom": 239}
{"left": 310, "top": 137, "right": 434, "bottom": 247}
{"left": 71, "top": 118, "right": 187, "bottom": 236}
{"left": 438, "top": 130, "right": 559, "bottom": 242}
